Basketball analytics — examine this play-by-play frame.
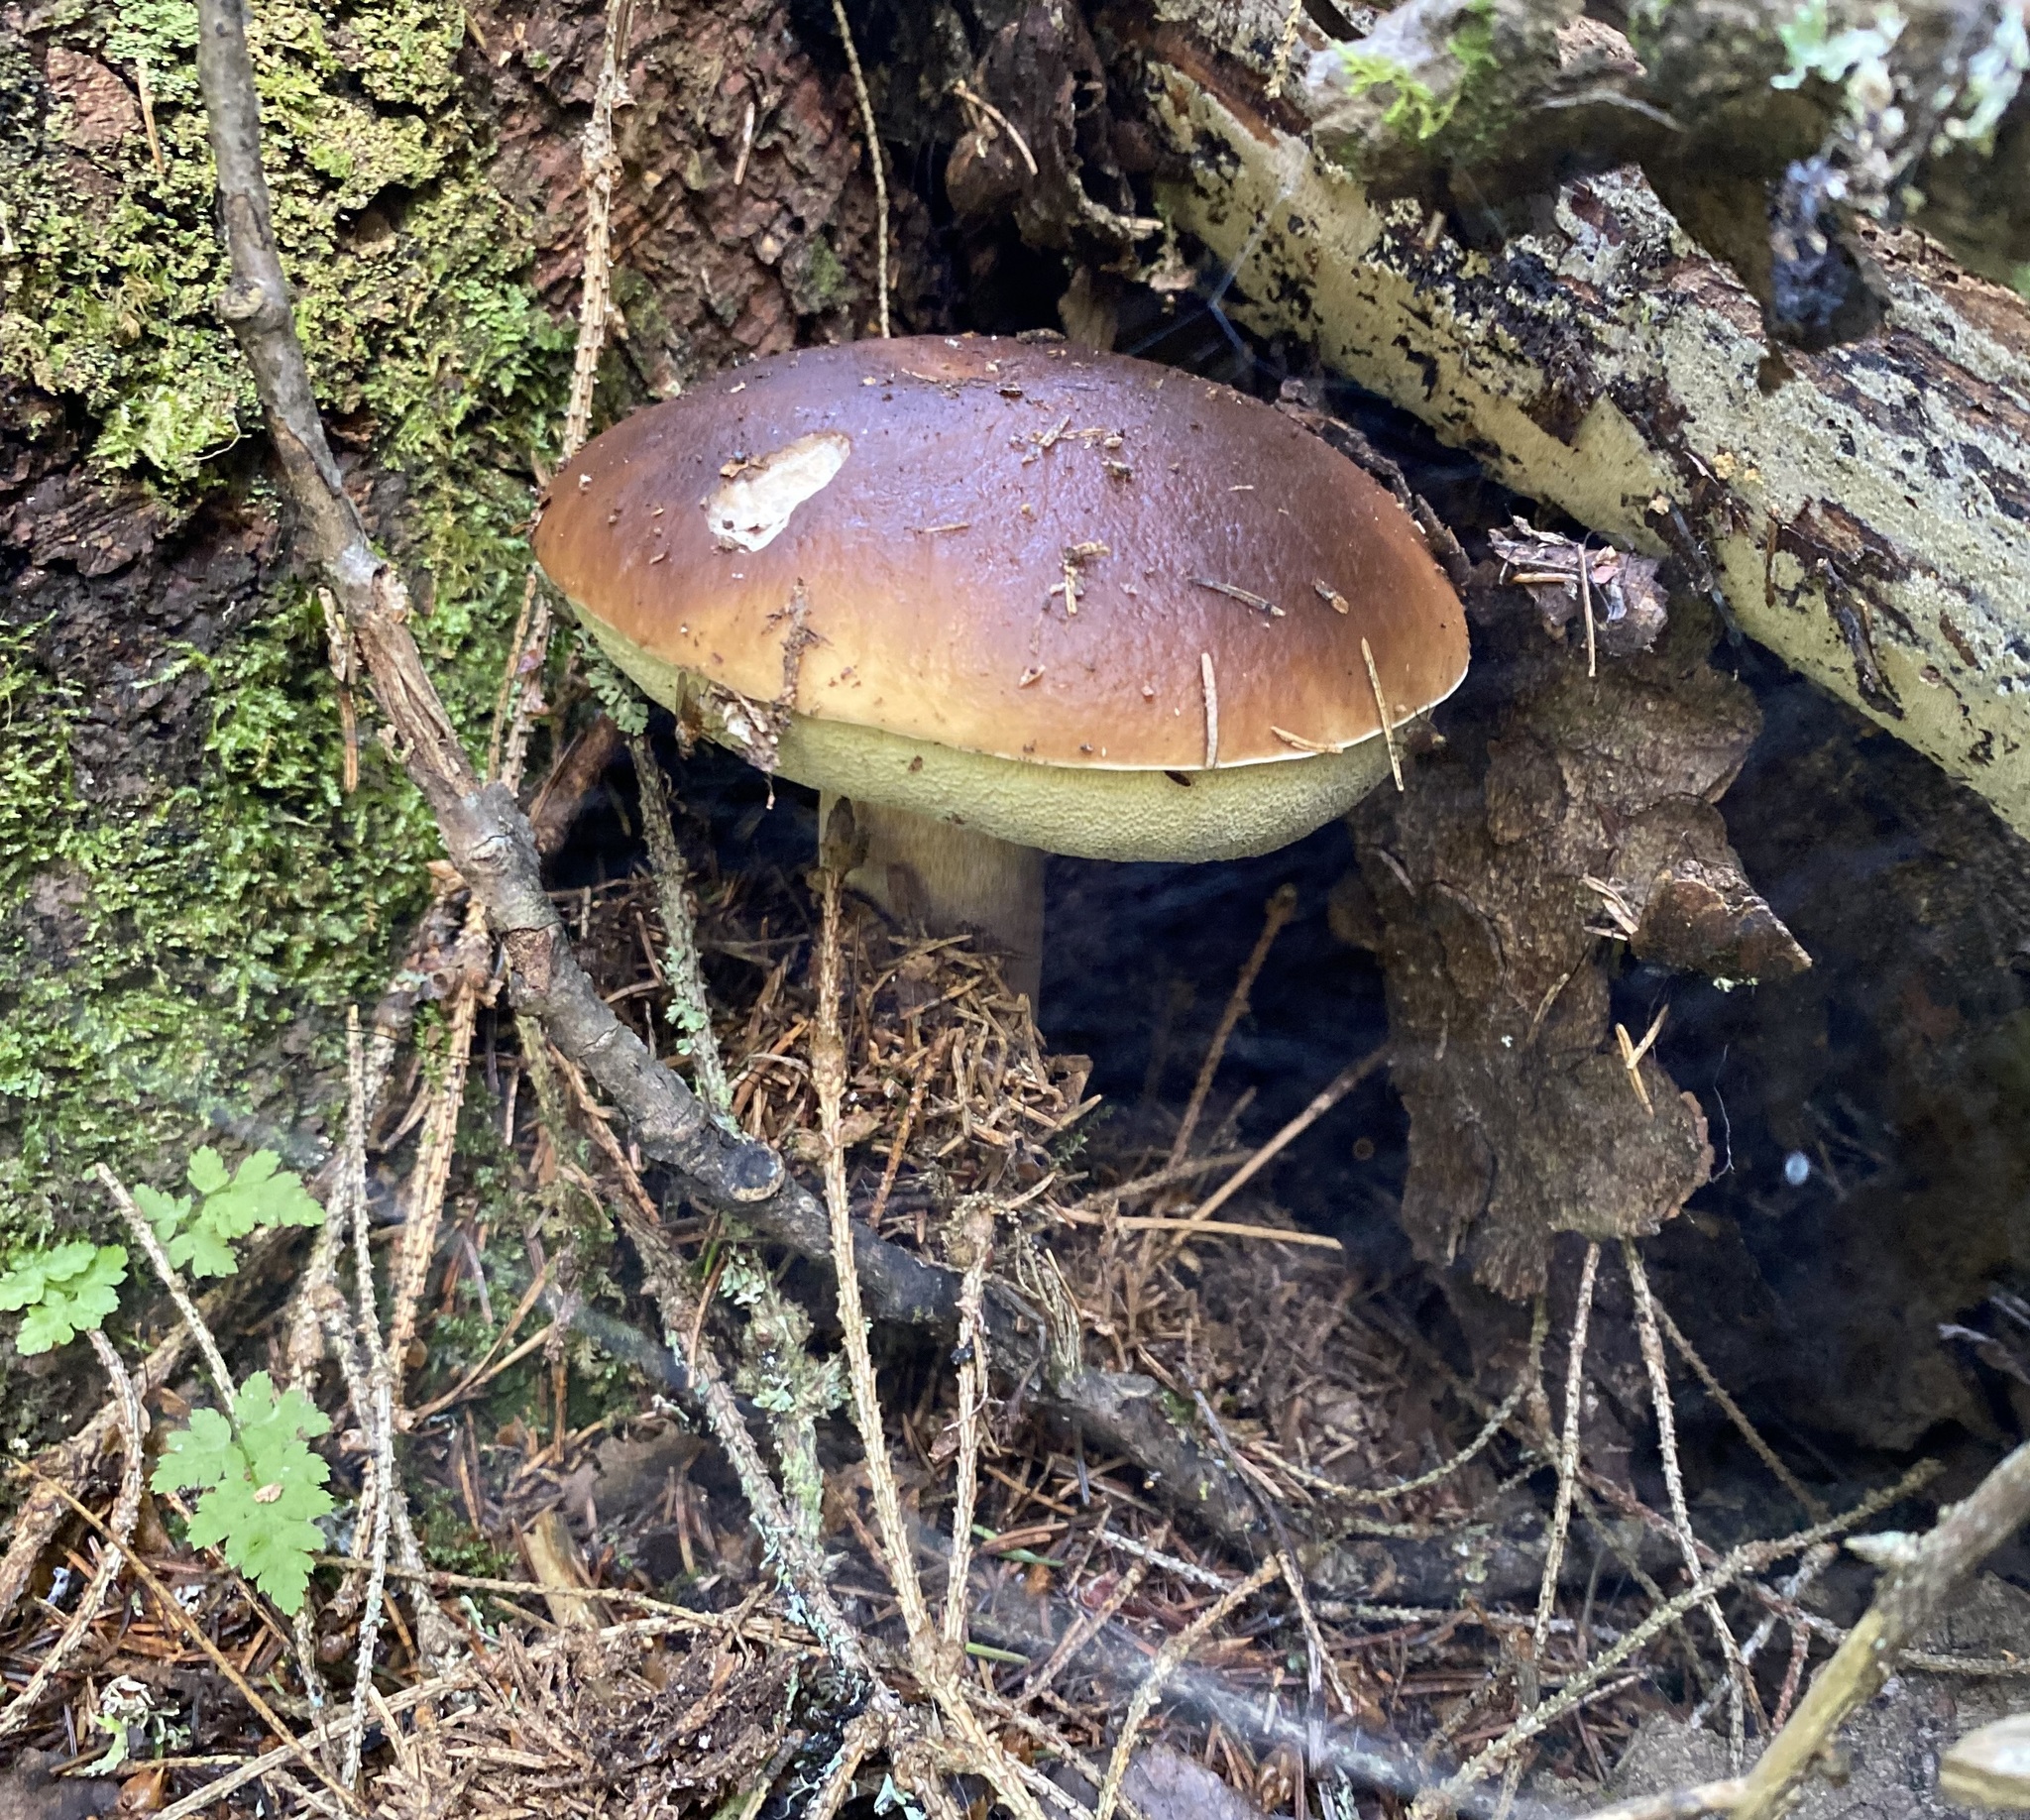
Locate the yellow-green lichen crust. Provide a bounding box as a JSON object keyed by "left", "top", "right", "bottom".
{"left": 583, "top": 616, "right": 1394, "bottom": 861}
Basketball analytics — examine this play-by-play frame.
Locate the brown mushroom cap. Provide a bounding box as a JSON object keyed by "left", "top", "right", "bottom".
{"left": 535, "top": 335, "right": 1468, "bottom": 861}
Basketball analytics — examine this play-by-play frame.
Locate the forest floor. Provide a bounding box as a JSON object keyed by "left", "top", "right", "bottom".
{"left": 5, "top": 0, "right": 2030, "bottom": 1810}
{"left": 4, "top": 760, "right": 2028, "bottom": 1819}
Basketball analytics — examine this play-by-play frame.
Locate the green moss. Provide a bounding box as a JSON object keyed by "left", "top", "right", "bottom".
{"left": 0, "top": 0, "right": 574, "bottom": 1253}
{"left": 1334, "top": 0, "right": 1501, "bottom": 147}
{"left": 1337, "top": 47, "right": 1457, "bottom": 143}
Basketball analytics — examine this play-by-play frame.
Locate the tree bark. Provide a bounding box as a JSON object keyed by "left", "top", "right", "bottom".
{"left": 1098, "top": 0, "right": 2030, "bottom": 840}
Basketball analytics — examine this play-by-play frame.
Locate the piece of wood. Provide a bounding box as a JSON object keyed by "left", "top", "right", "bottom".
{"left": 522, "top": 1508, "right": 612, "bottom": 1631}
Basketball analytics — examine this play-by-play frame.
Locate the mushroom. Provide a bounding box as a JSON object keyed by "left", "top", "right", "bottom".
{"left": 533, "top": 335, "right": 1468, "bottom": 1006}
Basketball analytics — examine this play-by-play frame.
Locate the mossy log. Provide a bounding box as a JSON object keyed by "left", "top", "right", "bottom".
{"left": 1094, "top": 0, "right": 2030, "bottom": 841}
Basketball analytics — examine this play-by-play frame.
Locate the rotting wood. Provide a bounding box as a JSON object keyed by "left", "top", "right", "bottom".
{"left": 1110, "top": 0, "right": 2030, "bottom": 839}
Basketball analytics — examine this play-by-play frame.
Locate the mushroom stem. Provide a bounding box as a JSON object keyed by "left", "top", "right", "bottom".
{"left": 821, "top": 793, "right": 1046, "bottom": 1008}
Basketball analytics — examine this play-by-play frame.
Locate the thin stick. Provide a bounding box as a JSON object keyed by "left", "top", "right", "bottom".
{"left": 1095, "top": 1557, "right": 1282, "bottom": 1820}
{"left": 1265, "top": 0, "right": 1306, "bottom": 99}
{"left": 1625, "top": 1241, "right": 1752, "bottom": 1760}
{"left": 952, "top": 81, "right": 1039, "bottom": 174}
{"left": 134, "top": 52, "right": 167, "bottom": 178}
{"left": 806, "top": 1710, "right": 889, "bottom": 1820}
{"left": 491, "top": 0, "right": 632, "bottom": 788}
{"left": 813, "top": 820, "right": 1045, "bottom": 1820}
{"left": 1580, "top": 538, "right": 1598, "bottom": 679}
{"left": 95, "top": 1164, "right": 235, "bottom": 1410}
{"left": 0, "top": 1332, "right": 145, "bottom": 1741}
{"left": 320, "top": 586, "right": 359, "bottom": 794}
{"left": 1691, "top": 1545, "right": 1833, "bottom": 1730}
{"left": 154, "top": 1674, "right": 465, "bottom": 1820}
{"left": 1433, "top": 1462, "right": 1941, "bottom": 1801}
{"left": 1282, "top": 1547, "right": 1359, "bottom": 1715}
{"left": 1168, "top": 883, "right": 1297, "bottom": 1168}
{"left": 1063, "top": 1149, "right": 1251, "bottom": 1213}
{"left": 1055, "top": 1208, "right": 1342, "bottom": 1248}
{"left": 1021, "top": 1539, "right": 1159, "bottom": 1704}
{"left": 815, "top": 843, "right": 936, "bottom": 1654}
{"left": 1177, "top": 1045, "right": 1388, "bottom": 1234}
{"left": 1311, "top": 1298, "right": 1548, "bottom": 1508}
{"left": 344, "top": 1007, "right": 396, "bottom": 1788}
{"left": 1655, "top": 1301, "right": 1825, "bottom": 1520}
{"left": 630, "top": 732, "right": 733, "bottom": 1114}
{"left": 1523, "top": 1246, "right": 1600, "bottom": 1717}
{"left": 829, "top": 0, "right": 889, "bottom": 336}
{"left": 870, "top": 1027, "right": 950, "bottom": 1230}
{"left": 485, "top": 569, "right": 540, "bottom": 784}
{"left": 944, "top": 1198, "right": 995, "bottom": 1651}
{"left": 562, "top": 0, "right": 633, "bottom": 456}
{"left": 387, "top": 906, "right": 486, "bottom": 1375}
{"left": 1361, "top": 637, "right": 1406, "bottom": 791}
{"left": 1200, "top": 651, "right": 1219, "bottom": 767}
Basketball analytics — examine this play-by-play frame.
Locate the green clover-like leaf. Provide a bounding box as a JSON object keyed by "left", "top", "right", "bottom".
{"left": 192, "top": 1149, "right": 323, "bottom": 1244}
{"left": 184, "top": 1146, "right": 233, "bottom": 1196}
{"left": 152, "top": 1372, "right": 334, "bottom": 1614}
{"left": 2, "top": 1244, "right": 128, "bottom": 1354}
{"left": 137, "top": 1148, "right": 325, "bottom": 1281}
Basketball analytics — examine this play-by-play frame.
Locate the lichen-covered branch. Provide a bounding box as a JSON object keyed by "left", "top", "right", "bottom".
{"left": 1730, "top": 1438, "right": 2030, "bottom": 1820}
{"left": 1277, "top": 0, "right": 2027, "bottom": 303}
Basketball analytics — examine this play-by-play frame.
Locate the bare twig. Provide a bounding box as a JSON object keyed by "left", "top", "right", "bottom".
{"left": 1319, "top": 1298, "right": 1548, "bottom": 1508}
{"left": 807, "top": 1710, "right": 890, "bottom": 1820}
{"left": 1732, "top": 1440, "right": 2030, "bottom": 1820}
{"left": 491, "top": 0, "right": 633, "bottom": 792}
{"left": 134, "top": 52, "right": 167, "bottom": 178}
{"left": 1362, "top": 636, "right": 1405, "bottom": 791}
{"left": 17, "top": 1467, "right": 367, "bottom": 1814}
{"left": 1265, "top": 0, "right": 1306, "bottom": 99}
{"left": 1626, "top": 1241, "right": 1752, "bottom": 1760}
{"left": 1433, "top": 1462, "right": 1939, "bottom": 1801}
{"left": 813, "top": 813, "right": 1045, "bottom": 1820}
{"left": 1655, "top": 1300, "right": 1825, "bottom": 1521}
{"left": 342, "top": 1008, "right": 397, "bottom": 1786}
{"left": 0, "top": 1273, "right": 249, "bottom": 1621}
{"left": 387, "top": 902, "right": 489, "bottom": 1376}
{"left": 1496, "top": 1247, "right": 1600, "bottom": 1815}
{"left": 1536, "top": 1244, "right": 1602, "bottom": 1673}
{"left": 828, "top": 0, "right": 889, "bottom": 335}
{"left": 631, "top": 731, "right": 733, "bottom": 1114}
{"left": 1168, "top": 883, "right": 1297, "bottom": 1169}
{"left": 814, "top": 829, "right": 936, "bottom": 1657}
{"left": 95, "top": 1163, "right": 235, "bottom": 1409}
{"left": 944, "top": 1196, "right": 995, "bottom": 1651}
{"left": 1021, "top": 1536, "right": 1161, "bottom": 1705}
{"left": 1580, "top": 536, "right": 1598, "bottom": 680}
{"left": 1179, "top": 1045, "right": 1388, "bottom": 1236}
{"left": 562, "top": 0, "right": 632, "bottom": 456}
{"left": 1095, "top": 1557, "right": 1282, "bottom": 1820}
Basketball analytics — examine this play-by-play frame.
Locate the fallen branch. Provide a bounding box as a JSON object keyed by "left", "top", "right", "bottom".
{"left": 1730, "top": 1438, "right": 2030, "bottom": 1820}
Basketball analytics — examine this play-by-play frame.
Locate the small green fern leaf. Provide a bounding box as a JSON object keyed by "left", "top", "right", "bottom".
{"left": 0, "top": 1243, "right": 128, "bottom": 1354}
{"left": 152, "top": 1371, "right": 334, "bottom": 1613}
